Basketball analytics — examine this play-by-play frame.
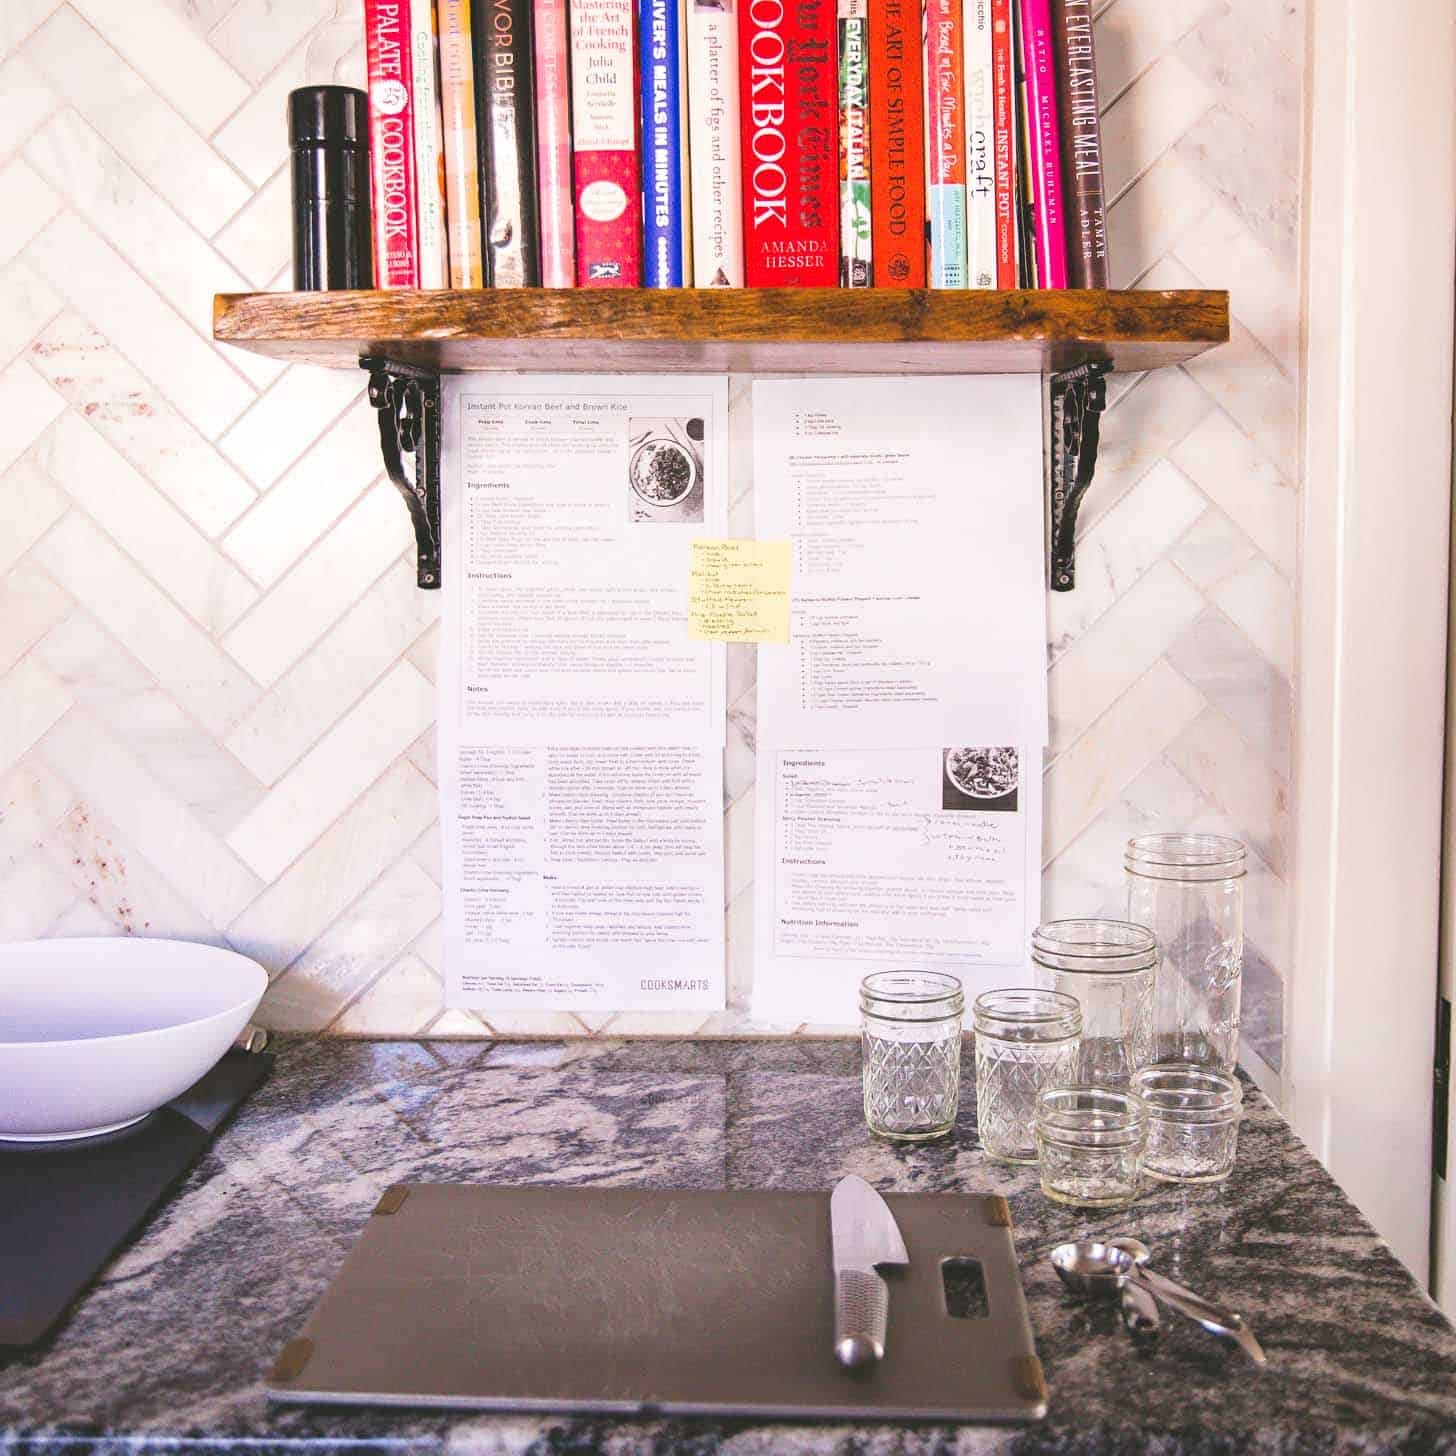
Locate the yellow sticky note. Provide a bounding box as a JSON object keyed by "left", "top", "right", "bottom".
{"left": 688, "top": 538, "right": 792, "bottom": 644}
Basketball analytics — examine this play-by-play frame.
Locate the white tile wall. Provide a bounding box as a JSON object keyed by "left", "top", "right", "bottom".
{"left": 66, "top": 0, "right": 251, "bottom": 134}
{"left": 0, "top": 0, "right": 1301, "bottom": 1080}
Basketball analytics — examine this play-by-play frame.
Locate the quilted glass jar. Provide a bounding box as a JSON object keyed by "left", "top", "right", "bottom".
{"left": 973, "top": 989, "right": 1082, "bottom": 1164}
{"left": 1133, "top": 1063, "right": 1242, "bottom": 1183}
{"left": 860, "top": 972, "right": 965, "bottom": 1141}
{"left": 1035, "top": 1086, "right": 1147, "bottom": 1209}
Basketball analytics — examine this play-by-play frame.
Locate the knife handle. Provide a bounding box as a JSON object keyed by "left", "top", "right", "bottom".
{"left": 835, "top": 1268, "right": 888, "bottom": 1368}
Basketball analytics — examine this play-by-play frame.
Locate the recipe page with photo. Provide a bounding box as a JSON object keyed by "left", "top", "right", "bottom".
{"left": 750, "top": 374, "right": 1048, "bottom": 1024}
{"left": 439, "top": 375, "right": 728, "bottom": 1013}
{"left": 752, "top": 744, "right": 1043, "bottom": 1026}
{"left": 443, "top": 374, "right": 728, "bottom": 747}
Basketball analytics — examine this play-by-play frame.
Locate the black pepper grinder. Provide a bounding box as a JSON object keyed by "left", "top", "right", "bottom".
{"left": 288, "top": 85, "right": 373, "bottom": 290}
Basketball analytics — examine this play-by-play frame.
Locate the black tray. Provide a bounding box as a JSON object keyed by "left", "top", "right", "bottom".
{"left": 0, "top": 1047, "right": 273, "bottom": 1349}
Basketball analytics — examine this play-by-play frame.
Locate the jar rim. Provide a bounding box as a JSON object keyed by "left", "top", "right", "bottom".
{"left": 972, "top": 987, "right": 1082, "bottom": 1027}
{"left": 860, "top": 970, "right": 965, "bottom": 1005}
{"left": 1035, "top": 1085, "right": 1146, "bottom": 1144}
{"left": 1132, "top": 1062, "right": 1242, "bottom": 1119}
{"left": 1125, "top": 833, "right": 1246, "bottom": 872}
{"left": 1031, "top": 919, "right": 1157, "bottom": 972}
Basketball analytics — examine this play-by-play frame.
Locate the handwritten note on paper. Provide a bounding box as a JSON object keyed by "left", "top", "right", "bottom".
{"left": 688, "top": 538, "right": 792, "bottom": 643}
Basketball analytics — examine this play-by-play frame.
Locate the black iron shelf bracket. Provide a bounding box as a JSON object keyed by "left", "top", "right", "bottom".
{"left": 358, "top": 353, "right": 1103, "bottom": 595}
{"left": 1048, "top": 360, "right": 1111, "bottom": 592}
{"left": 363, "top": 356, "right": 442, "bottom": 589}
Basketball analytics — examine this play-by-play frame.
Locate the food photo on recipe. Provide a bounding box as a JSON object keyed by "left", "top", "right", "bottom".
{"left": 5, "top": 0, "right": 1456, "bottom": 1450}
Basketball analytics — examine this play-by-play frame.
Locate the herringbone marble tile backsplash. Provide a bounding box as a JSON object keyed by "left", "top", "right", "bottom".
{"left": 0, "top": 0, "right": 1300, "bottom": 1085}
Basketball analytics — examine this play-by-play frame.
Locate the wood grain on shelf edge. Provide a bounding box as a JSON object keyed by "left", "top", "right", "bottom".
{"left": 215, "top": 288, "right": 1226, "bottom": 341}
{"left": 212, "top": 288, "right": 1229, "bottom": 373}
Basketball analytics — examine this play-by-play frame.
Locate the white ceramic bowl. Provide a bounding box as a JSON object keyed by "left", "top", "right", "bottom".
{"left": 0, "top": 938, "right": 267, "bottom": 1142}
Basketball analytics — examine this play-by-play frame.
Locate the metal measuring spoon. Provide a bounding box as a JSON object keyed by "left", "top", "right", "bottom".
{"left": 1049, "top": 1240, "right": 1266, "bottom": 1364}
{"left": 1108, "top": 1238, "right": 1159, "bottom": 1336}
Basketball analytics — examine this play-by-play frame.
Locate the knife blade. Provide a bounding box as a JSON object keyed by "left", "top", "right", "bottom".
{"left": 830, "top": 1175, "right": 909, "bottom": 1369}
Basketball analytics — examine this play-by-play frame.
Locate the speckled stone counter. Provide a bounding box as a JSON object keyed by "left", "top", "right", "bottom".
{"left": 3, "top": 1038, "right": 1455, "bottom": 1455}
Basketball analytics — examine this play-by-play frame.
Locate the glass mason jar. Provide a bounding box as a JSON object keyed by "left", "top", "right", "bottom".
{"left": 860, "top": 971, "right": 965, "bottom": 1141}
{"left": 972, "top": 989, "right": 1082, "bottom": 1164}
{"left": 1125, "top": 835, "right": 1246, "bottom": 1072}
{"left": 1133, "top": 1062, "right": 1242, "bottom": 1184}
{"left": 1032, "top": 920, "right": 1157, "bottom": 1090}
{"left": 1035, "top": 1086, "right": 1147, "bottom": 1209}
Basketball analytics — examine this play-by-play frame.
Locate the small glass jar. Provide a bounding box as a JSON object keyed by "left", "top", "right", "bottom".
{"left": 1032, "top": 919, "right": 1157, "bottom": 1089}
{"left": 1133, "top": 1062, "right": 1242, "bottom": 1183}
{"left": 1035, "top": 1086, "right": 1147, "bottom": 1209}
{"left": 973, "top": 989, "right": 1082, "bottom": 1164}
{"left": 1126, "top": 834, "right": 1246, "bottom": 1072}
{"left": 860, "top": 971, "right": 965, "bottom": 1141}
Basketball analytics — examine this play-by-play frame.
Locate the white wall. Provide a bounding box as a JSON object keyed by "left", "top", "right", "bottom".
{"left": 1292, "top": 0, "right": 1456, "bottom": 1286}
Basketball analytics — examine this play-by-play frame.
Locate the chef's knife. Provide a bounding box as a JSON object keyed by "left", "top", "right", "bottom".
{"left": 830, "top": 1175, "right": 909, "bottom": 1369}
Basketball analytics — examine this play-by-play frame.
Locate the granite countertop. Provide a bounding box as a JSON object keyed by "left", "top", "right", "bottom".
{"left": 3, "top": 1037, "right": 1455, "bottom": 1455}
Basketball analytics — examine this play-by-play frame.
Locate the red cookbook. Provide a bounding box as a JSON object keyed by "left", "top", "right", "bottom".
{"left": 739, "top": 0, "right": 839, "bottom": 286}
{"left": 866, "top": 0, "right": 925, "bottom": 286}
{"left": 363, "top": 0, "right": 420, "bottom": 288}
{"left": 991, "top": 0, "right": 1015, "bottom": 287}
{"left": 570, "top": 0, "right": 643, "bottom": 286}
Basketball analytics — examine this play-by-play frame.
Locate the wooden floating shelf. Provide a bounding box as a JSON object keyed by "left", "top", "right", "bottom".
{"left": 213, "top": 288, "right": 1229, "bottom": 375}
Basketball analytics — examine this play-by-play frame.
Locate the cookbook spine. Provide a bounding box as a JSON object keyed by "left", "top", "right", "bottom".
{"left": 838, "top": 0, "right": 871, "bottom": 286}
{"left": 866, "top": 0, "right": 925, "bottom": 286}
{"left": 1011, "top": 0, "right": 1036, "bottom": 285}
{"left": 739, "top": 0, "right": 839, "bottom": 287}
{"left": 679, "top": 2, "right": 693, "bottom": 284}
{"left": 990, "top": 0, "right": 1015, "bottom": 286}
{"left": 475, "top": 0, "right": 542, "bottom": 284}
{"left": 364, "top": 0, "right": 420, "bottom": 288}
{"left": 1018, "top": 0, "right": 1066, "bottom": 287}
{"left": 963, "top": 0, "right": 994, "bottom": 287}
{"left": 1052, "top": 0, "right": 1107, "bottom": 287}
{"left": 687, "top": 0, "right": 745, "bottom": 286}
{"left": 570, "top": 0, "right": 643, "bottom": 286}
{"left": 642, "top": 0, "right": 691, "bottom": 285}
{"left": 411, "top": 0, "right": 450, "bottom": 286}
{"left": 438, "top": 0, "right": 484, "bottom": 286}
{"left": 925, "top": 0, "right": 966, "bottom": 287}
{"left": 535, "top": 0, "right": 576, "bottom": 284}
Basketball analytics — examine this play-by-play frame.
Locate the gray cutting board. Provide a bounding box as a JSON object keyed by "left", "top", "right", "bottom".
{"left": 267, "top": 1183, "right": 1047, "bottom": 1423}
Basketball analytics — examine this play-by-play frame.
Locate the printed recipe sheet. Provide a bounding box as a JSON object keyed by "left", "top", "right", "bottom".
{"left": 754, "top": 744, "right": 1044, "bottom": 1025}
{"left": 751, "top": 376, "right": 1047, "bottom": 1025}
{"left": 440, "top": 375, "right": 728, "bottom": 1013}
{"left": 753, "top": 374, "right": 1047, "bottom": 751}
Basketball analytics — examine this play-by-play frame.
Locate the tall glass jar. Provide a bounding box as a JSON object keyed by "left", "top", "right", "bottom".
{"left": 1125, "top": 835, "right": 1246, "bottom": 1071}
{"left": 1032, "top": 920, "right": 1157, "bottom": 1089}
{"left": 860, "top": 972, "right": 965, "bottom": 1141}
{"left": 973, "top": 989, "right": 1082, "bottom": 1164}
